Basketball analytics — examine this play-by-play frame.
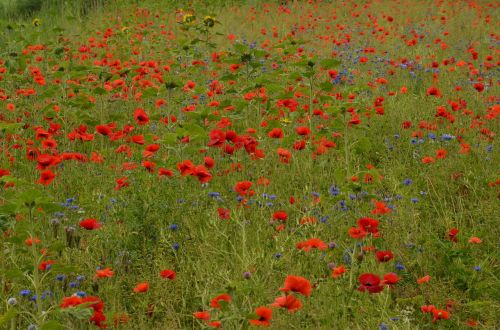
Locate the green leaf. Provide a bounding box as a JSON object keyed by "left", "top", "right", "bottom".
{"left": 60, "top": 306, "right": 93, "bottom": 320}
{"left": 93, "top": 87, "right": 107, "bottom": 95}
{"left": 40, "top": 320, "right": 63, "bottom": 330}
{"left": 319, "top": 81, "right": 333, "bottom": 92}
{"left": 183, "top": 124, "right": 206, "bottom": 140}
{"left": 320, "top": 59, "right": 341, "bottom": 68}
{"left": 0, "top": 122, "right": 24, "bottom": 133}
{"left": 141, "top": 88, "right": 158, "bottom": 99}
{"left": 162, "top": 133, "right": 177, "bottom": 145}
{"left": 0, "top": 308, "right": 17, "bottom": 327}
{"left": 333, "top": 168, "right": 346, "bottom": 184}
{"left": 355, "top": 137, "right": 371, "bottom": 154}
{"left": 4, "top": 269, "right": 24, "bottom": 280}
{"left": 233, "top": 43, "right": 248, "bottom": 53}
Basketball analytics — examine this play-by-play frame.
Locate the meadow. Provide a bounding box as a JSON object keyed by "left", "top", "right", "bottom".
{"left": 0, "top": 0, "right": 498, "bottom": 329}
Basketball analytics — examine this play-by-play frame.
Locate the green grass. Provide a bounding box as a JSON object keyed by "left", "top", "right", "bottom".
{"left": 0, "top": 0, "right": 498, "bottom": 329}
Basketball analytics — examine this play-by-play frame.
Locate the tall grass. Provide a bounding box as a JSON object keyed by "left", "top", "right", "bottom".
{"left": 0, "top": 0, "right": 108, "bottom": 20}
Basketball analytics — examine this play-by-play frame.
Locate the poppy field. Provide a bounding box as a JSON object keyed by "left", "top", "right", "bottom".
{"left": 0, "top": 0, "right": 498, "bottom": 329}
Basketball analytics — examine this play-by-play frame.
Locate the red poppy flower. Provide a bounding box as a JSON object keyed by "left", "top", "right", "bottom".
{"left": 133, "top": 108, "right": 149, "bottom": 125}
{"left": 38, "top": 169, "right": 56, "bottom": 186}
{"left": 331, "top": 265, "right": 347, "bottom": 278}
{"left": 348, "top": 227, "right": 367, "bottom": 239}
{"left": 267, "top": 128, "right": 284, "bottom": 139}
{"left": 60, "top": 296, "right": 83, "bottom": 308}
{"left": 277, "top": 148, "right": 291, "bottom": 163}
{"left": 357, "top": 217, "right": 379, "bottom": 234}
{"left": 421, "top": 305, "right": 436, "bottom": 313}
{"left": 234, "top": 181, "right": 253, "bottom": 196}
{"left": 279, "top": 275, "right": 312, "bottom": 296}
{"left": 426, "top": 86, "right": 441, "bottom": 97}
{"left": 271, "top": 295, "right": 302, "bottom": 312}
{"left": 210, "top": 293, "right": 231, "bottom": 308}
{"left": 178, "top": 160, "right": 195, "bottom": 176}
{"left": 133, "top": 282, "right": 149, "bottom": 293}
{"left": 217, "top": 208, "right": 231, "bottom": 220}
{"left": 95, "top": 268, "right": 114, "bottom": 279}
{"left": 382, "top": 273, "right": 400, "bottom": 285}
{"left": 24, "top": 237, "right": 41, "bottom": 246}
{"left": 417, "top": 275, "right": 431, "bottom": 284}
{"left": 193, "top": 311, "right": 210, "bottom": 321}
{"left": 204, "top": 156, "right": 215, "bottom": 169}
{"left": 432, "top": 309, "right": 450, "bottom": 322}
{"left": 448, "top": 228, "right": 459, "bottom": 243}
{"left": 375, "top": 250, "right": 394, "bottom": 262}
{"left": 194, "top": 165, "right": 212, "bottom": 183}
{"left": 160, "top": 269, "right": 176, "bottom": 280}
{"left": 272, "top": 211, "right": 288, "bottom": 222}
{"left": 80, "top": 218, "right": 102, "bottom": 230}
{"left": 249, "top": 306, "right": 272, "bottom": 327}
{"left": 358, "top": 273, "right": 384, "bottom": 294}
{"left": 370, "top": 200, "right": 391, "bottom": 215}
{"left": 296, "top": 126, "right": 311, "bottom": 136}
{"left": 158, "top": 168, "right": 174, "bottom": 177}
{"left": 38, "top": 260, "right": 55, "bottom": 271}
{"left": 468, "top": 236, "right": 482, "bottom": 244}
{"left": 296, "top": 238, "right": 328, "bottom": 251}
{"left": 436, "top": 149, "right": 447, "bottom": 159}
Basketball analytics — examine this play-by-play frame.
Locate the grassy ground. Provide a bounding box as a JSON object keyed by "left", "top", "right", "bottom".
{"left": 0, "top": 0, "right": 499, "bottom": 329}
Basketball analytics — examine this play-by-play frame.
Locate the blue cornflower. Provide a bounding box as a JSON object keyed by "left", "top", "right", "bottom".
{"left": 19, "top": 290, "right": 31, "bottom": 297}
{"left": 403, "top": 178, "right": 413, "bottom": 185}
{"left": 76, "top": 291, "right": 86, "bottom": 297}
{"left": 329, "top": 185, "right": 340, "bottom": 196}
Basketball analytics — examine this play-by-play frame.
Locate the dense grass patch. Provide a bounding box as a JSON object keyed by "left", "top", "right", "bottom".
{"left": 0, "top": 0, "right": 498, "bottom": 329}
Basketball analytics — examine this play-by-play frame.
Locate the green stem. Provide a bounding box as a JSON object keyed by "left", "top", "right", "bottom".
{"left": 28, "top": 206, "right": 43, "bottom": 324}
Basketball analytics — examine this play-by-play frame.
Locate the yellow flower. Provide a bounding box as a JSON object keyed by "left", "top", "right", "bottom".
{"left": 182, "top": 13, "right": 196, "bottom": 24}
{"left": 32, "top": 18, "right": 41, "bottom": 27}
{"left": 203, "top": 16, "right": 215, "bottom": 28}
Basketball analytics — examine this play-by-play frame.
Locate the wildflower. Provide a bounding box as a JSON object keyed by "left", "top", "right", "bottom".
{"left": 217, "top": 208, "right": 231, "bottom": 220}
{"left": 160, "top": 269, "right": 176, "bottom": 280}
{"left": 133, "top": 108, "right": 149, "bottom": 125}
{"left": 193, "top": 311, "right": 210, "bottom": 321}
{"left": 204, "top": 16, "right": 215, "bottom": 27}
{"left": 38, "top": 169, "right": 56, "bottom": 186}
{"left": 133, "top": 282, "right": 149, "bottom": 293}
{"left": 271, "top": 295, "right": 302, "bottom": 312}
{"left": 210, "top": 294, "right": 231, "bottom": 308}
{"left": 382, "top": 273, "right": 400, "bottom": 285}
{"left": 331, "top": 265, "right": 347, "bottom": 278}
{"left": 79, "top": 218, "right": 102, "bottom": 230}
{"left": 468, "top": 237, "right": 482, "bottom": 244}
{"left": 296, "top": 238, "right": 328, "bottom": 251}
{"left": 417, "top": 275, "right": 431, "bottom": 284}
{"left": 249, "top": 306, "right": 272, "bottom": 327}
{"left": 279, "top": 275, "right": 312, "bottom": 296}
{"left": 95, "top": 268, "right": 114, "bottom": 279}
{"left": 358, "top": 273, "right": 384, "bottom": 294}
{"left": 375, "top": 250, "right": 394, "bottom": 262}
